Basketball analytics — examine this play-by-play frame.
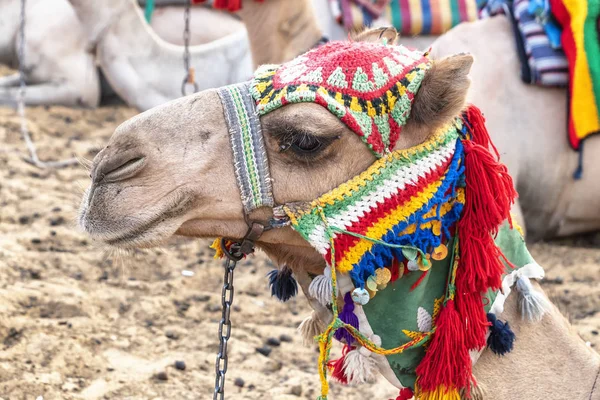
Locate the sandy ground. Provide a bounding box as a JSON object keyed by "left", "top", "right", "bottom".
{"left": 1, "top": 68, "right": 600, "bottom": 400}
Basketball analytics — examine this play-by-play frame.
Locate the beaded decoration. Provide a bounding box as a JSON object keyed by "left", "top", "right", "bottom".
{"left": 250, "top": 41, "right": 432, "bottom": 157}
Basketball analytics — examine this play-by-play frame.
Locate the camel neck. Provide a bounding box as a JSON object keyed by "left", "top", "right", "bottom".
{"left": 238, "top": 0, "right": 324, "bottom": 66}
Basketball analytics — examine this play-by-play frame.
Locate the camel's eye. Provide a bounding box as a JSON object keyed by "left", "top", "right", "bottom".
{"left": 268, "top": 122, "right": 340, "bottom": 161}
{"left": 290, "top": 134, "right": 323, "bottom": 154}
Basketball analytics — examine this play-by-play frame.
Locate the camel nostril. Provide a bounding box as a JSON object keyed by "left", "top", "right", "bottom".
{"left": 99, "top": 157, "right": 146, "bottom": 183}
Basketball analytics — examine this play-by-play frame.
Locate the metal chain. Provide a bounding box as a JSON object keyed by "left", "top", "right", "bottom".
{"left": 213, "top": 246, "right": 241, "bottom": 400}
{"left": 16, "top": 0, "right": 77, "bottom": 169}
{"left": 17, "top": 0, "right": 27, "bottom": 131}
{"left": 181, "top": 0, "right": 198, "bottom": 96}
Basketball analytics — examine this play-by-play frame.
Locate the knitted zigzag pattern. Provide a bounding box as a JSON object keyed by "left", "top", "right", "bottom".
{"left": 284, "top": 119, "right": 466, "bottom": 288}
{"left": 250, "top": 41, "right": 432, "bottom": 157}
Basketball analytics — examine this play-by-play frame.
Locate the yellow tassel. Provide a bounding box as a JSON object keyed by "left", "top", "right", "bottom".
{"left": 210, "top": 238, "right": 224, "bottom": 259}
{"left": 416, "top": 386, "right": 461, "bottom": 400}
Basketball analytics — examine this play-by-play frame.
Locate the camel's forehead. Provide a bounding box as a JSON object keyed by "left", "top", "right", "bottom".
{"left": 249, "top": 40, "right": 432, "bottom": 157}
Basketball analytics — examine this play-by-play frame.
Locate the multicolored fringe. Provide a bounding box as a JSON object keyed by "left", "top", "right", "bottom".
{"left": 281, "top": 105, "right": 518, "bottom": 399}
{"left": 550, "top": 0, "right": 600, "bottom": 151}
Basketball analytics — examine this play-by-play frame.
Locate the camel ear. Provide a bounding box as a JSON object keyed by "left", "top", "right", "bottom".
{"left": 408, "top": 54, "right": 474, "bottom": 132}
{"left": 351, "top": 27, "right": 399, "bottom": 45}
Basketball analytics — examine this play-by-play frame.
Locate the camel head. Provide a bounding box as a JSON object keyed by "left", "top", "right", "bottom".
{"left": 78, "top": 29, "right": 473, "bottom": 260}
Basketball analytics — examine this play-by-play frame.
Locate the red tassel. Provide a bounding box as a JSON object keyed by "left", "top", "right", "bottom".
{"left": 196, "top": 0, "right": 264, "bottom": 11}
{"left": 453, "top": 291, "right": 489, "bottom": 350}
{"left": 328, "top": 345, "right": 350, "bottom": 384}
{"left": 392, "top": 387, "right": 414, "bottom": 400}
{"left": 410, "top": 270, "right": 429, "bottom": 292}
{"left": 415, "top": 300, "right": 471, "bottom": 393}
{"left": 463, "top": 105, "right": 499, "bottom": 159}
{"left": 390, "top": 259, "right": 400, "bottom": 282}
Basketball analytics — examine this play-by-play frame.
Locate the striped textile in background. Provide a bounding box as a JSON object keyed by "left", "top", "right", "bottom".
{"left": 513, "top": 0, "right": 569, "bottom": 86}
{"left": 384, "top": 0, "right": 479, "bottom": 35}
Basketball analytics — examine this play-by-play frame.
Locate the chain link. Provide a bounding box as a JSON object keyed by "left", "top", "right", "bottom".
{"left": 181, "top": 0, "right": 198, "bottom": 96}
{"left": 213, "top": 254, "right": 238, "bottom": 400}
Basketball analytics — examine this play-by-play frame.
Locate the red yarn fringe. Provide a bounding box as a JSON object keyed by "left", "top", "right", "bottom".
{"left": 192, "top": 0, "right": 264, "bottom": 11}
{"left": 454, "top": 291, "right": 488, "bottom": 350}
{"left": 393, "top": 388, "right": 414, "bottom": 400}
{"left": 415, "top": 300, "right": 471, "bottom": 393}
{"left": 328, "top": 345, "right": 350, "bottom": 384}
{"left": 416, "top": 105, "right": 517, "bottom": 396}
{"left": 456, "top": 105, "right": 517, "bottom": 349}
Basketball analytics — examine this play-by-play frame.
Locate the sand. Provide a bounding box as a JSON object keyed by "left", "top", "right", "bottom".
{"left": 2, "top": 69, "right": 600, "bottom": 399}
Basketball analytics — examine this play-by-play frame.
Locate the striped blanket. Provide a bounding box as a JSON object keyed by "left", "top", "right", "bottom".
{"left": 384, "top": 0, "right": 479, "bottom": 34}
{"left": 550, "top": 0, "right": 600, "bottom": 151}
{"left": 480, "top": 0, "right": 569, "bottom": 86}
{"left": 328, "top": 0, "right": 479, "bottom": 35}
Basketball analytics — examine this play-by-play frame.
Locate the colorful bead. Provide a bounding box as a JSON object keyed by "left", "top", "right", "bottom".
{"left": 351, "top": 288, "right": 370, "bottom": 305}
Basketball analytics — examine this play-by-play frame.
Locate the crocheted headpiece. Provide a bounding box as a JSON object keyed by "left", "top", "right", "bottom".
{"left": 214, "top": 40, "right": 549, "bottom": 400}
{"left": 250, "top": 41, "right": 432, "bottom": 157}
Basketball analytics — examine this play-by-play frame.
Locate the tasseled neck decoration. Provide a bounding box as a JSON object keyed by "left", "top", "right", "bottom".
{"left": 279, "top": 105, "right": 527, "bottom": 399}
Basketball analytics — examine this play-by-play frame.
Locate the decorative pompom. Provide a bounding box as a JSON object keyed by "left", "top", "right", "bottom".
{"left": 298, "top": 311, "right": 325, "bottom": 347}
{"left": 515, "top": 275, "right": 551, "bottom": 322}
{"left": 392, "top": 387, "right": 414, "bottom": 400}
{"left": 334, "top": 292, "right": 360, "bottom": 345}
{"left": 309, "top": 266, "right": 334, "bottom": 306}
{"left": 267, "top": 266, "right": 298, "bottom": 302}
{"left": 486, "top": 313, "right": 515, "bottom": 356}
{"left": 328, "top": 345, "right": 350, "bottom": 384}
{"left": 343, "top": 347, "right": 378, "bottom": 384}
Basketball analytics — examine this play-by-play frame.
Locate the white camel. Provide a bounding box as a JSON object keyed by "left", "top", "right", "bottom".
{"left": 0, "top": 0, "right": 250, "bottom": 109}
{"left": 0, "top": 0, "right": 100, "bottom": 107}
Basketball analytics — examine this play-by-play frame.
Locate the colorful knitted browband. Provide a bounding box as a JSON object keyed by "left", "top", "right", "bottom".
{"left": 218, "top": 82, "right": 274, "bottom": 213}
{"left": 283, "top": 119, "right": 465, "bottom": 289}
{"left": 250, "top": 41, "right": 432, "bottom": 157}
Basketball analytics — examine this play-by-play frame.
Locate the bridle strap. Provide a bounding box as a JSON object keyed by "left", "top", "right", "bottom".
{"left": 217, "top": 82, "right": 274, "bottom": 215}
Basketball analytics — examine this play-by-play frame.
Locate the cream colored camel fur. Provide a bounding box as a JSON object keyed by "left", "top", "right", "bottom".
{"left": 0, "top": 0, "right": 248, "bottom": 108}
{"left": 0, "top": 0, "right": 99, "bottom": 107}
{"left": 78, "top": 29, "right": 600, "bottom": 398}
{"left": 66, "top": 0, "right": 252, "bottom": 111}
{"left": 148, "top": 6, "right": 244, "bottom": 46}
{"left": 239, "top": 0, "right": 436, "bottom": 67}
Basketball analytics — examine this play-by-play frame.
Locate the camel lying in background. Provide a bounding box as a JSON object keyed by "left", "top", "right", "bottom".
{"left": 78, "top": 28, "right": 599, "bottom": 399}
{"left": 0, "top": 0, "right": 99, "bottom": 107}
{"left": 0, "top": 0, "right": 248, "bottom": 108}
{"left": 67, "top": 0, "right": 252, "bottom": 111}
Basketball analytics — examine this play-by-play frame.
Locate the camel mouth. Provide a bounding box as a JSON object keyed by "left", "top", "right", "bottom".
{"left": 80, "top": 190, "right": 195, "bottom": 249}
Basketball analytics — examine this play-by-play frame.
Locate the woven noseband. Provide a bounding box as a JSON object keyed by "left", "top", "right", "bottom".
{"left": 218, "top": 82, "right": 274, "bottom": 214}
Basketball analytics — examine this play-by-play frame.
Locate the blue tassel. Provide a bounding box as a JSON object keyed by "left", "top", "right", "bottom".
{"left": 487, "top": 313, "right": 515, "bottom": 355}
{"left": 267, "top": 267, "right": 298, "bottom": 302}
